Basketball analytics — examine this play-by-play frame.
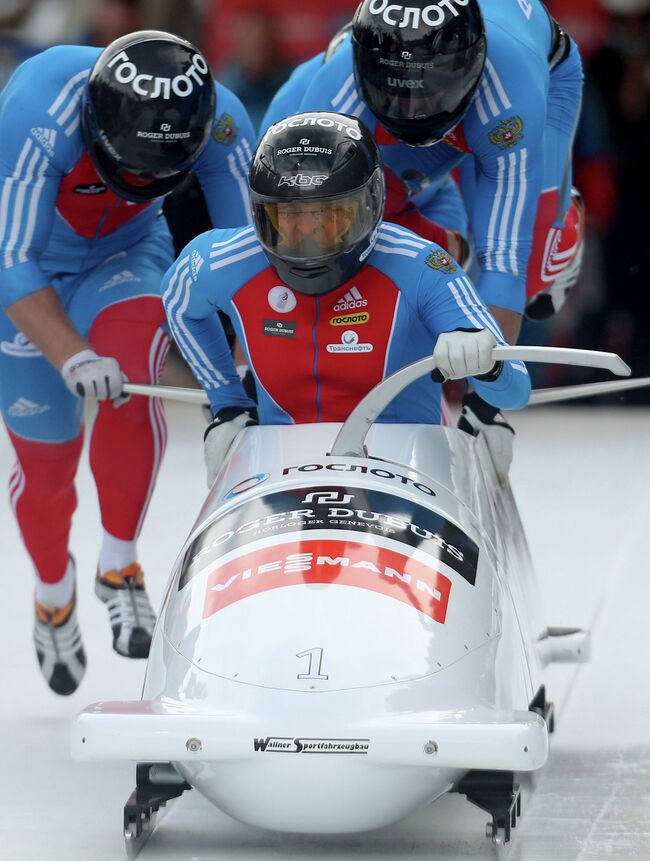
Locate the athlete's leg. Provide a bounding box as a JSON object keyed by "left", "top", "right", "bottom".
{"left": 0, "top": 312, "right": 84, "bottom": 590}
{"left": 7, "top": 431, "right": 83, "bottom": 589}
{"left": 68, "top": 238, "right": 172, "bottom": 657}
{"left": 88, "top": 298, "right": 169, "bottom": 546}
{"left": 0, "top": 308, "right": 87, "bottom": 694}
{"left": 68, "top": 242, "right": 172, "bottom": 550}
{"left": 526, "top": 42, "right": 585, "bottom": 320}
{"left": 89, "top": 295, "right": 167, "bottom": 658}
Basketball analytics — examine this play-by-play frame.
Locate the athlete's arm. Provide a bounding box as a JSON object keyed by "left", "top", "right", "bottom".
{"left": 463, "top": 32, "right": 548, "bottom": 341}
{"left": 5, "top": 289, "right": 87, "bottom": 368}
{"left": 161, "top": 231, "right": 256, "bottom": 414}
{"left": 0, "top": 49, "right": 91, "bottom": 366}
{"left": 193, "top": 83, "right": 256, "bottom": 229}
{"left": 414, "top": 246, "right": 531, "bottom": 410}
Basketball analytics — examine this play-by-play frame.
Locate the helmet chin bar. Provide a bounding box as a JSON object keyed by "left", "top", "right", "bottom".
{"left": 389, "top": 126, "right": 444, "bottom": 148}
{"left": 267, "top": 247, "right": 365, "bottom": 298}
{"left": 265, "top": 225, "right": 379, "bottom": 297}
{"left": 377, "top": 107, "right": 466, "bottom": 147}
{"left": 273, "top": 260, "right": 344, "bottom": 297}
{"left": 263, "top": 225, "right": 380, "bottom": 297}
{"left": 289, "top": 264, "right": 333, "bottom": 290}
{"left": 85, "top": 138, "right": 185, "bottom": 203}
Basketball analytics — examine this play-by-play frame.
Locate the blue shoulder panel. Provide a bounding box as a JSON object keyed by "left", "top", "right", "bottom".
{"left": 161, "top": 225, "right": 264, "bottom": 411}
{"left": 0, "top": 46, "right": 99, "bottom": 307}
{"left": 194, "top": 81, "right": 256, "bottom": 229}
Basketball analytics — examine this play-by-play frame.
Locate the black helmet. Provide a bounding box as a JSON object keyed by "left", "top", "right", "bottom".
{"left": 82, "top": 30, "right": 216, "bottom": 203}
{"left": 352, "top": 0, "right": 487, "bottom": 146}
{"left": 249, "top": 112, "right": 385, "bottom": 296}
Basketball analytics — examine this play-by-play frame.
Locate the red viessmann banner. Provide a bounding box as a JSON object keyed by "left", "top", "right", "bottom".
{"left": 203, "top": 538, "right": 452, "bottom": 623}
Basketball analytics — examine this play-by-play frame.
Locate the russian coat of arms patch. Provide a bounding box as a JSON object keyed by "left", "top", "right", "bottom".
{"left": 426, "top": 249, "right": 457, "bottom": 274}
{"left": 213, "top": 113, "right": 238, "bottom": 145}
{"left": 488, "top": 116, "right": 524, "bottom": 150}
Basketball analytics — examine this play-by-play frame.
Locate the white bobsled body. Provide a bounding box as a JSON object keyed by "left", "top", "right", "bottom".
{"left": 75, "top": 422, "right": 556, "bottom": 834}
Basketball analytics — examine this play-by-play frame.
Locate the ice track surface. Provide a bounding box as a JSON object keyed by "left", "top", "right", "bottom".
{"left": 1, "top": 403, "right": 649, "bottom": 861}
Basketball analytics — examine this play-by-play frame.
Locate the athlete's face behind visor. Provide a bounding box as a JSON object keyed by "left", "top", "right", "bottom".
{"left": 253, "top": 187, "right": 375, "bottom": 262}
{"left": 274, "top": 200, "right": 357, "bottom": 257}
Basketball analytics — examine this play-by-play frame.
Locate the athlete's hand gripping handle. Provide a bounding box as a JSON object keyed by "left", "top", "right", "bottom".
{"left": 204, "top": 406, "right": 259, "bottom": 488}
{"left": 61, "top": 349, "right": 125, "bottom": 401}
{"left": 432, "top": 328, "right": 501, "bottom": 382}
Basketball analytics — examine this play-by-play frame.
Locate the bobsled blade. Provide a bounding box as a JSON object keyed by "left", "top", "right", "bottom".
{"left": 123, "top": 763, "right": 189, "bottom": 859}
{"left": 124, "top": 803, "right": 160, "bottom": 860}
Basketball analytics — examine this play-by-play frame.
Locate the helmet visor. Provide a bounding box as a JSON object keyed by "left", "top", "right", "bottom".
{"left": 356, "top": 43, "right": 486, "bottom": 143}
{"left": 253, "top": 181, "right": 381, "bottom": 263}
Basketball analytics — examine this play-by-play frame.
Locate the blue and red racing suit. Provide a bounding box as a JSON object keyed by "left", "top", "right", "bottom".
{"left": 161, "top": 223, "right": 530, "bottom": 425}
{"left": 265, "top": 0, "right": 584, "bottom": 314}
{"left": 0, "top": 45, "right": 255, "bottom": 585}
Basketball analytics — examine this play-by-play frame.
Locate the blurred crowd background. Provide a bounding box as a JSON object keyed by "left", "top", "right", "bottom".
{"left": 1, "top": 0, "right": 649, "bottom": 398}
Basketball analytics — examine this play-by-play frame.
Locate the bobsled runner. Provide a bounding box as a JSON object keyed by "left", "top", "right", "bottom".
{"left": 72, "top": 349, "right": 626, "bottom": 856}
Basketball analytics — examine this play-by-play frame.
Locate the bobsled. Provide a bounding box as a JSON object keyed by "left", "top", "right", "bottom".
{"left": 73, "top": 351, "right": 619, "bottom": 856}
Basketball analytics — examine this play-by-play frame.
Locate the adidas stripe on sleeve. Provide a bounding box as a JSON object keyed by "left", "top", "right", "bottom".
{"left": 0, "top": 53, "right": 85, "bottom": 307}
{"left": 465, "top": 35, "right": 548, "bottom": 314}
{"left": 161, "top": 229, "right": 257, "bottom": 413}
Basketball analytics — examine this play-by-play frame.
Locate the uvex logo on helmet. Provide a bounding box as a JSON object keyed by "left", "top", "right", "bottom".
{"left": 266, "top": 116, "right": 362, "bottom": 142}
{"left": 387, "top": 78, "right": 425, "bottom": 88}
{"left": 107, "top": 50, "right": 209, "bottom": 99}
{"left": 368, "top": 0, "right": 470, "bottom": 28}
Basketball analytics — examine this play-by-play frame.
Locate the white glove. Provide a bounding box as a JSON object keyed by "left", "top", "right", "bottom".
{"left": 433, "top": 328, "right": 499, "bottom": 381}
{"left": 458, "top": 392, "right": 514, "bottom": 486}
{"left": 61, "top": 349, "right": 124, "bottom": 400}
{"left": 204, "top": 407, "right": 258, "bottom": 488}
